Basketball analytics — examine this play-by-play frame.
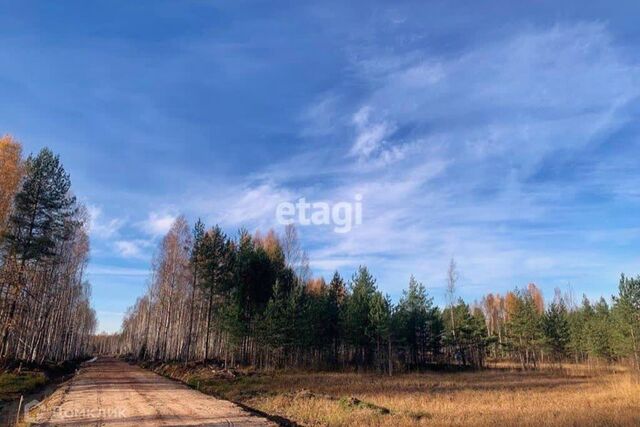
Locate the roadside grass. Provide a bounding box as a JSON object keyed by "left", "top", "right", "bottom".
{"left": 0, "top": 359, "right": 84, "bottom": 425}
{"left": 0, "top": 372, "right": 47, "bottom": 401}
{"left": 151, "top": 362, "right": 640, "bottom": 426}
{"left": 189, "top": 374, "right": 270, "bottom": 401}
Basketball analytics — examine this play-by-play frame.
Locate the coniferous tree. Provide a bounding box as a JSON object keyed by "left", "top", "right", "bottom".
{"left": 324, "top": 272, "right": 345, "bottom": 365}
{"left": 587, "top": 298, "right": 615, "bottom": 363}
{"left": 3, "top": 148, "right": 77, "bottom": 261}
{"left": 506, "top": 290, "right": 544, "bottom": 369}
{"left": 612, "top": 274, "right": 640, "bottom": 369}
{"left": 1, "top": 148, "right": 80, "bottom": 358}
{"left": 369, "top": 292, "right": 392, "bottom": 373}
{"left": 567, "top": 297, "right": 591, "bottom": 363}
{"left": 200, "top": 225, "right": 234, "bottom": 360}
{"left": 0, "top": 146, "right": 95, "bottom": 362}
{"left": 343, "top": 266, "right": 378, "bottom": 368}
{"left": 542, "top": 299, "right": 571, "bottom": 364}
{"left": 183, "top": 219, "right": 205, "bottom": 361}
{"left": 443, "top": 300, "right": 490, "bottom": 367}
{"left": 393, "top": 275, "right": 441, "bottom": 368}
{"left": 259, "top": 280, "right": 296, "bottom": 367}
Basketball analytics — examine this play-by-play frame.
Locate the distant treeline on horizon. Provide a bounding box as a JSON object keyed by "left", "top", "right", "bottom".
{"left": 99, "top": 214, "right": 640, "bottom": 372}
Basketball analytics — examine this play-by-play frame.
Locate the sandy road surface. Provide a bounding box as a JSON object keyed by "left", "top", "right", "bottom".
{"left": 29, "top": 358, "right": 276, "bottom": 427}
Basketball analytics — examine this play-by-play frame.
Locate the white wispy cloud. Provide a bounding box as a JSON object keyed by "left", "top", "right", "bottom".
{"left": 140, "top": 211, "right": 177, "bottom": 237}
{"left": 87, "top": 265, "right": 151, "bottom": 277}
{"left": 87, "top": 204, "right": 124, "bottom": 239}
{"left": 350, "top": 106, "right": 393, "bottom": 158}
{"left": 186, "top": 181, "right": 294, "bottom": 232}
{"left": 228, "top": 22, "right": 640, "bottom": 298}
{"left": 300, "top": 93, "right": 343, "bottom": 137}
{"left": 114, "top": 240, "right": 152, "bottom": 259}
{"left": 146, "top": 22, "right": 640, "bottom": 303}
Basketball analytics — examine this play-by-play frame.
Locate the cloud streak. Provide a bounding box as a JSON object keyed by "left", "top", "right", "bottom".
{"left": 176, "top": 22, "right": 640, "bottom": 302}
{"left": 140, "top": 211, "right": 177, "bottom": 237}
{"left": 87, "top": 205, "right": 124, "bottom": 239}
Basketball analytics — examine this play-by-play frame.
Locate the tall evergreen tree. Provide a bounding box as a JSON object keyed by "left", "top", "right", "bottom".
{"left": 343, "top": 266, "right": 378, "bottom": 368}
{"left": 183, "top": 218, "right": 205, "bottom": 361}
{"left": 506, "top": 290, "right": 544, "bottom": 369}
{"left": 393, "top": 275, "right": 441, "bottom": 368}
{"left": 542, "top": 300, "right": 571, "bottom": 364}
{"left": 443, "top": 300, "right": 490, "bottom": 367}
{"left": 567, "top": 297, "right": 592, "bottom": 363}
{"left": 0, "top": 146, "right": 95, "bottom": 362}
{"left": 3, "top": 148, "right": 77, "bottom": 262}
{"left": 612, "top": 274, "right": 640, "bottom": 368}
{"left": 200, "top": 225, "right": 234, "bottom": 360}
{"left": 326, "top": 271, "right": 345, "bottom": 365}
{"left": 1, "top": 148, "right": 79, "bottom": 357}
{"left": 368, "top": 292, "right": 392, "bottom": 373}
{"left": 587, "top": 298, "right": 615, "bottom": 362}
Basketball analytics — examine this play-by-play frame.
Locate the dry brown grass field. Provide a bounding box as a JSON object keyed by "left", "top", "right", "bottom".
{"left": 156, "top": 363, "right": 640, "bottom": 427}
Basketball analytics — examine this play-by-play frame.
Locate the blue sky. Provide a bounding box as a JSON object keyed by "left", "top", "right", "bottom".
{"left": 2, "top": 1, "right": 640, "bottom": 332}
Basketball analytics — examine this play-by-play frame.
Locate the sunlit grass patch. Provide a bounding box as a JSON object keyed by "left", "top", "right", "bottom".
{"left": 0, "top": 372, "right": 47, "bottom": 401}
{"left": 149, "top": 362, "right": 640, "bottom": 426}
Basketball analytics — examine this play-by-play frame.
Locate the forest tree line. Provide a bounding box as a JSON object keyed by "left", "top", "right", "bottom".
{"left": 0, "top": 135, "right": 96, "bottom": 364}
{"left": 113, "top": 216, "right": 640, "bottom": 372}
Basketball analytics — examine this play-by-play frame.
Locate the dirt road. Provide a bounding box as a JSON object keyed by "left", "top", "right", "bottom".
{"left": 28, "top": 358, "right": 276, "bottom": 426}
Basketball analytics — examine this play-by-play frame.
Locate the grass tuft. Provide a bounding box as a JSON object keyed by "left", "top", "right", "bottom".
{"left": 338, "top": 396, "right": 390, "bottom": 414}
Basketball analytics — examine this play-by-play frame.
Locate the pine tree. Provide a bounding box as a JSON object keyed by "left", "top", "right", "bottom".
{"left": 585, "top": 298, "right": 614, "bottom": 363}
{"left": 612, "top": 274, "right": 640, "bottom": 369}
{"left": 200, "top": 225, "right": 234, "bottom": 360}
{"left": 507, "top": 290, "right": 544, "bottom": 370}
{"left": 259, "top": 280, "right": 296, "bottom": 367}
{"left": 542, "top": 300, "right": 571, "bottom": 364}
{"left": 183, "top": 218, "right": 205, "bottom": 361}
{"left": 1, "top": 148, "right": 78, "bottom": 357}
{"left": 343, "top": 266, "right": 378, "bottom": 368}
{"left": 368, "top": 292, "right": 392, "bottom": 373}
{"left": 567, "top": 297, "right": 591, "bottom": 363}
{"left": 443, "top": 300, "right": 490, "bottom": 367}
{"left": 393, "top": 275, "right": 440, "bottom": 368}
{"left": 326, "top": 271, "right": 345, "bottom": 365}
{"left": 3, "top": 148, "right": 77, "bottom": 261}
{"left": 0, "top": 146, "right": 95, "bottom": 362}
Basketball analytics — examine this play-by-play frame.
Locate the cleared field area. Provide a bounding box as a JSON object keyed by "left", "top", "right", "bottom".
{"left": 155, "top": 364, "right": 640, "bottom": 427}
